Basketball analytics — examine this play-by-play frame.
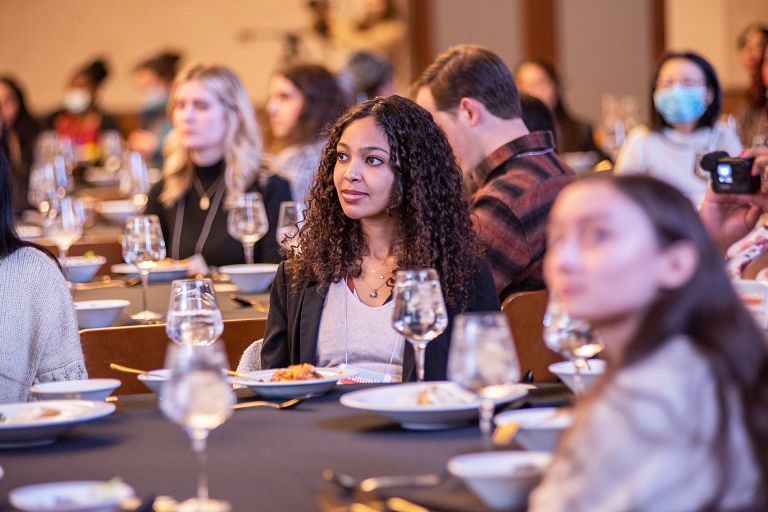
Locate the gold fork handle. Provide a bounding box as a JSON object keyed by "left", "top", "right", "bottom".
{"left": 110, "top": 363, "right": 149, "bottom": 375}
{"left": 232, "top": 400, "right": 280, "bottom": 410}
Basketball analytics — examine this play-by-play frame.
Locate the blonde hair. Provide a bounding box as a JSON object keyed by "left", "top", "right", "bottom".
{"left": 160, "top": 64, "right": 263, "bottom": 207}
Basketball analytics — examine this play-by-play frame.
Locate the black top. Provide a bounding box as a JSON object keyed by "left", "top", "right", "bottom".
{"left": 144, "top": 159, "right": 292, "bottom": 267}
{"left": 260, "top": 260, "right": 501, "bottom": 381}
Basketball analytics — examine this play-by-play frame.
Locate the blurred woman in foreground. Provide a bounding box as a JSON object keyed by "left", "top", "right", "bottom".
{"left": 529, "top": 174, "right": 767, "bottom": 510}
{"left": 0, "top": 151, "right": 85, "bottom": 403}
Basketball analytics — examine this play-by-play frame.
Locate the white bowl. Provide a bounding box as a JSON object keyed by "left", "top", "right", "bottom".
{"left": 137, "top": 369, "right": 171, "bottom": 395}
{"left": 219, "top": 264, "right": 279, "bottom": 293}
{"left": 74, "top": 300, "right": 130, "bottom": 329}
{"left": 448, "top": 451, "right": 552, "bottom": 510}
{"left": 60, "top": 256, "right": 106, "bottom": 283}
{"left": 494, "top": 407, "right": 572, "bottom": 452}
{"left": 10, "top": 480, "right": 135, "bottom": 512}
{"left": 548, "top": 360, "right": 606, "bottom": 393}
{"left": 96, "top": 200, "right": 135, "bottom": 225}
{"left": 31, "top": 379, "right": 121, "bottom": 401}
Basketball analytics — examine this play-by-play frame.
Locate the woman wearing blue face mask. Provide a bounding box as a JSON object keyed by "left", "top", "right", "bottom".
{"left": 615, "top": 52, "right": 741, "bottom": 208}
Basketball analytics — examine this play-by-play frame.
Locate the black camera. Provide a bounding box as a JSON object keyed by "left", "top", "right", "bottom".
{"left": 699, "top": 151, "right": 758, "bottom": 194}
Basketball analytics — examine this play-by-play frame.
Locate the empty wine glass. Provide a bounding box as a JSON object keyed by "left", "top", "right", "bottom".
{"left": 44, "top": 196, "right": 85, "bottom": 260}
{"left": 28, "top": 162, "right": 57, "bottom": 214}
{"left": 123, "top": 215, "right": 166, "bottom": 322}
{"left": 119, "top": 151, "right": 150, "bottom": 211}
{"left": 543, "top": 297, "right": 603, "bottom": 395}
{"left": 448, "top": 312, "right": 521, "bottom": 449}
{"left": 276, "top": 201, "right": 302, "bottom": 253}
{"left": 227, "top": 192, "right": 268, "bottom": 264}
{"left": 391, "top": 269, "right": 448, "bottom": 382}
{"left": 160, "top": 341, "right": 234, "bottom": 512}
{"left": 167, "top": 278, "right": 224, "bottom": 346}
{"left": 100, "top": 130, "right": 123, "bottom": 173}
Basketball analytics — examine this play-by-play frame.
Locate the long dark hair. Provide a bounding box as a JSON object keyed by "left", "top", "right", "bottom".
{"left": 650, "top": 52, "right": 722, "bottom": 132}
{"left": 272, "top": 63, "right": 348, "bottom": 149}
{"left": 289, "top": 95, "right": 484, "bottom": 307}
{"left": 591, "top": 174, "right": 768, "bottom": 507}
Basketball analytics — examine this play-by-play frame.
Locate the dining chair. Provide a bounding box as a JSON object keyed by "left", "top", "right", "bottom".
{"left": 80, "top": 317, "right": 267, "bottom": 394}
{"left": 501, "top": 289, "right": 561, "bottom": 383}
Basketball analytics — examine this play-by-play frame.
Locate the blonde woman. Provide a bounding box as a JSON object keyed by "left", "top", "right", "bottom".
{"left": 145, "top": 64, "right": 291, "bottom": 266}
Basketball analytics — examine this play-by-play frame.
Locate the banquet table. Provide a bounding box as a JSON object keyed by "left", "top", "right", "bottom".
{"left": 73, "top": 282, "right": 270, "bottom": 326}
{"left": 0, "top": 386, "right": 546, "bottom": 511}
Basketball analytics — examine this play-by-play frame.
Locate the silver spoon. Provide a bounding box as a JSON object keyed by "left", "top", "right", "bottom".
{"left": 322, "top": 469, "right": 442, "bottom": 493}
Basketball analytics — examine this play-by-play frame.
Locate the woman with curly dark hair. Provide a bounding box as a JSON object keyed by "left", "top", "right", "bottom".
{"left": 257, "top": 95, "right": 499, "bottom": 382}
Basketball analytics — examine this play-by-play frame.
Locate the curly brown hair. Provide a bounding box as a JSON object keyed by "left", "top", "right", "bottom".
{"left": 288, "top": 95, "right": 483, "bottom": 307}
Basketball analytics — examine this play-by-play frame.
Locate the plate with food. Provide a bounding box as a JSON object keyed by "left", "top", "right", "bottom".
{"left": 231, "top": 364, "right": 347, "bottom": 398}
{"left": 0, "top": 400, "right": 116, "bottom": 448}
{"left": 111, "top": 261, "right": 188, "bottom": 282}
{"left": 340, "top": 381, "right": 528, "bottom": 430}
{"left": 10, "top": 479, "right": 135, "bottom": 512}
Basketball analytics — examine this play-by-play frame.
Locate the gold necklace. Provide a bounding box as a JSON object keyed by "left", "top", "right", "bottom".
{"left": 192, "top": 175, "right": 224, "bottom": 211}
{"left": 359, "top": 264, "right": 393, "bottom": 298}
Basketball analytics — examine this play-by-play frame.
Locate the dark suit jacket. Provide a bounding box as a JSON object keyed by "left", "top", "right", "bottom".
{"left": 260, "top": 260, "right": 501, "bottom": 381}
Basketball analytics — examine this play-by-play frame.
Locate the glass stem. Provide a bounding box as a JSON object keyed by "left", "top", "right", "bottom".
{"left": 59, "top": 248, "right": 68, "bottom": 260}
{"left": 140, "top": 270, "right": 150, "bottom": 313}
{"left": 190, "top": 430, "right": 210, "bottom": 503}
{"left": 243, "top": 243, "right": 255, "bottom": 265}
{"left": 480, "top": 397, "right": 495, "bottom": 451}
{"left": 573, "top": 359, "right": 585, "bottom": 396}
{"left": 412, "top": 340, "right": 426, "bottom": 382}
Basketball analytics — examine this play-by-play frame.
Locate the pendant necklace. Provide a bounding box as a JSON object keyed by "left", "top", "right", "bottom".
{"left": 193, "top": 174, "right": 224, "bottom": 210}
{"left": 360, "top": 265, "right": 392, "bottom": 298}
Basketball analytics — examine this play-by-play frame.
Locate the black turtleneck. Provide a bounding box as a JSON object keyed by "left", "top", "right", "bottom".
{"left": 145, "top": 159, "right": 292, "bottom": 267}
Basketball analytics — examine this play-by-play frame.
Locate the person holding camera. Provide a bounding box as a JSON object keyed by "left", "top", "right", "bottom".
{"left": 615, "top": 52, "right": 741, "bottom": 208}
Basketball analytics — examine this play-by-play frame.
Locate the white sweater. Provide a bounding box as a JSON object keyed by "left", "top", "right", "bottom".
{"left": 528, "top": 336, "right": 759, "bottom": 512}
{"left": 614, "top": 123, "right": 742, "bottom": 208}
{"left": 0, "top": 246, "right": 86, "bottom": 403}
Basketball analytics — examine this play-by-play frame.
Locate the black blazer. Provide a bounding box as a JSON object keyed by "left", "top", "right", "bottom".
{"left": 260, "top": 260, "right": 501, "bottom": 381}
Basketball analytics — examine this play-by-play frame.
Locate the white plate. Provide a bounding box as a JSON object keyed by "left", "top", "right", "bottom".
{"left": 340, "top": 382, "right": 528, "bottom": 430}
{"left": 231, "top": 368, "right": 346, "bottom": 398}
{"left": 10, "top": 480, "right": 135, "bottom": 512}
{"left": 494, "top": 407, "right": 572, "bottom": 452}
{"left": 31, "top": 379, "right": 122, "bottom": 401}
{"left": 0, "top": 400, "right": 115, "bottom": 448}
{"left": 111, "top": 263, "right": 188, "bottom": 282}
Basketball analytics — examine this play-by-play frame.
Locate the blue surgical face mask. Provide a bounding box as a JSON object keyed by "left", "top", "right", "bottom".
{"left": 653, "top": 84, "right": 708, "bottom": 125}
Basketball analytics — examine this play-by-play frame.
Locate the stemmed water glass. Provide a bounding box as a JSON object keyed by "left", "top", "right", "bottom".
{"left": 160, "top": 341, "right": 235, "bottom": 512}
{"left": 122, "top": 215, "right": 166, "bottom": 322}
{"left": 119, "top": 151, "right": 150, "bottom": 212}
{"left": 448, "top": 312, "right": 521, "bottom": 450}
{"left": 391, "top": 269, "right": 448, "bottom": 382}
{"left": 542, "top": 297, "right": 603, "bottom": 395}
{"left": 44, "top": 196, "right": 85, "bottom": 260}
{"left": 275, "top": 201, "right": 302, "bottom": 253}
{"left": 227, "top": 192, "right": 268, "bottom": 265}
{"left": 166, "top": 278, "right": 224, "bottom": 346}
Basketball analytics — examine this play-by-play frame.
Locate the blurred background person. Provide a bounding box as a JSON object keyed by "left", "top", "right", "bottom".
{"left": 264, "top": 62, "right": 348, "bottom": 203}
{"left": 145, "top": 64, "right": 291, "bottom": 266}
{"left": 530, "top": 174, "right": 767, "bottom": 511}
{"left": 340, "top": 50, "right": 395, "bottom": 104}
{"left": 44, "top": 58, "right": 117, "bottom": 165}
{"left": 128, "top": 50, "right": 182, "bottom": 168}
{"left": 515, "top": 60, "right": 601, "bottom": 155}
{"left": 735, "top": 23, "right": 768, "bottom": 147}
{"left": 614, "top": 51, "right": 741, "bottom": 207}
{"left": 0, "top": 76, "right": 39, "bottom": 214}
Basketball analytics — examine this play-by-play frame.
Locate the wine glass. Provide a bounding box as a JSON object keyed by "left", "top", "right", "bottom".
{"left": 542, "top": 297, "right": 603, "bottom": 395}
{"left": 391, "top": 269, "right": 448, "bottom": 382}
{"left": 166, "top": 278, "right": 224, "bottom": 346}
{"left": 100, "top": 130, "right": 123, "bottom": 173}
{"left": 160, "top": 341, "right": 235, "bottom": 512}
{"left": 122, "top": 215, "right": 167, "bottom": 322}
{"left": 448, "top": 312, "right": 521, "bottom": 450}
{"left": 119, "top": 151, "right": 150, "bottom": 212}
{"left": 275, "top": 201, "right": 302, "bottom": 253}
{"left": 44, "top": 196, "right": 85, "bottom": 260}
{"left": 28, "top": 162, "right": 57, "bottom": 214}
{"left": 227, "top": 192, "right": 268, "bottom": 264}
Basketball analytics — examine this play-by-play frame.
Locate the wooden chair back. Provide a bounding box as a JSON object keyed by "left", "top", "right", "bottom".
{"left": 501, "top": 290, "right": 561, "bottom": 383}
{"left": 80, "top": 317, "right": 267, "bottom": 394}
